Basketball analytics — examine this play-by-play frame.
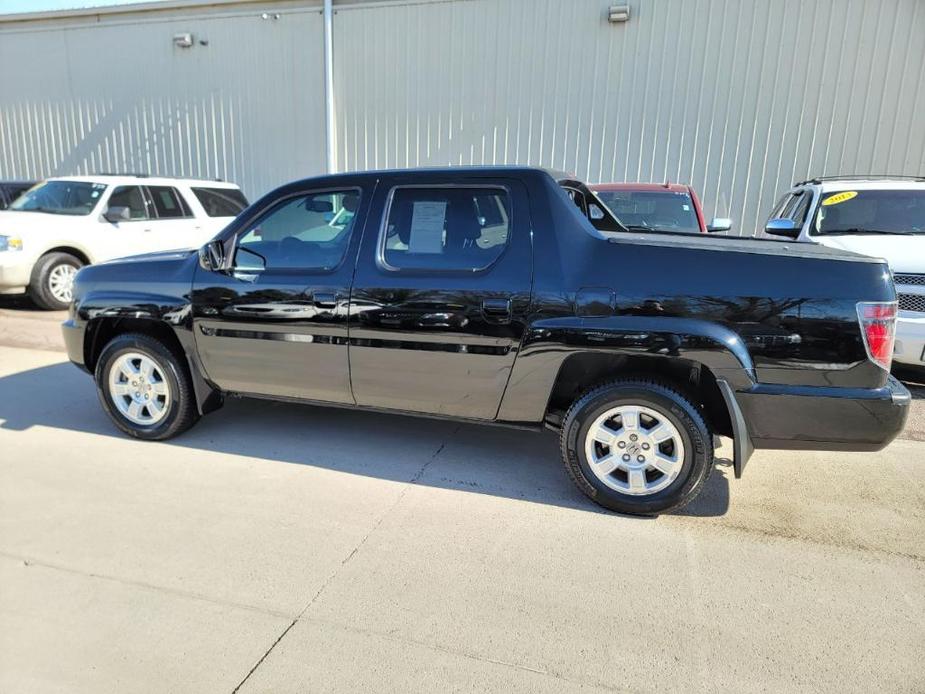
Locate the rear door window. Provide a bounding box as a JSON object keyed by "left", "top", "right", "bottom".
{"left": 192, "top": 187, "right": 249, "bottom": 217}
{"left": 147, "top": 186, "right": 193, "bottom": 219}
{"left": 380, "top": 187, "right": 511, "bottom": 272}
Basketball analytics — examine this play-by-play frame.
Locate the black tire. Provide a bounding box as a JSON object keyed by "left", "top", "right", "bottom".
{"left": 29, "top": 251, "right": 84, "bottom": 311}
{"left": 94, "top": 333, "right": 200, "bottom": 440}
{"left": 560, "top": 379, "right": 713, "bottom": 515}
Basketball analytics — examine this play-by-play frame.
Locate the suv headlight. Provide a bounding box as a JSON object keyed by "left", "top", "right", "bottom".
{"left": 0, "top": 235, "right": 24, "bottom": 252}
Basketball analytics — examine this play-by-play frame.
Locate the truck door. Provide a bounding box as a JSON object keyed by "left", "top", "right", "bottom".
{"left": 191, "top": 186, "right": 366, "bottom": 403}
{"left": 348, "top": 177, "right": 533, "bottom": 419}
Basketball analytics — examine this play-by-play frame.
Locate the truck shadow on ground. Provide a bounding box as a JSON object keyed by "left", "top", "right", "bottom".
{"left": 0, "top": 362, "right": 732, "bottom": 517}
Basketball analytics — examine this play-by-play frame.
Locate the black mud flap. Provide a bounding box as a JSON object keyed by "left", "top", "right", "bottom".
{"left": 716, "top": 378, "right": 754, "bottom": 478}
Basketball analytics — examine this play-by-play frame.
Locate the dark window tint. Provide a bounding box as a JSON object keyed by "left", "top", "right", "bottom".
{"left": 382, "top": 187, "right": 511, "bottom": 272}
{"left": 192, "top": 187, "right": 248, "bottom": 217}
{"left": 562, "top": 187, "right": 587, "bottom": 216}
{"left": 236, "top": 190, "right": 360, "bottom": 270}
{"left": 0, "top": 183, "right": 34, "bottom": 209}
{"left": 814, "top": 189, "right": 925, "bottom": 236}
{"left": 107, "top": 186, "right": 149, "bottom": 220}
{"left": 148, "top": 186, "right": 192, "bottom": 219}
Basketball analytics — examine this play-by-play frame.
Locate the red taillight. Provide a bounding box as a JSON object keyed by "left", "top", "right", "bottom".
{"left": 856, "top": 301, "right": 897, "bottom": 370}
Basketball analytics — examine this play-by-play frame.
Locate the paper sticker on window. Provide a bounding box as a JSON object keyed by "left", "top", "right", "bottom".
{"left": 682, "top": 204, "right": 690, "bottom": 211}
{"left": 408, "top": 201, "right": 446, "bottom": 254}
{"left": 822, "top": 191, "right": 858, "bottom": 206}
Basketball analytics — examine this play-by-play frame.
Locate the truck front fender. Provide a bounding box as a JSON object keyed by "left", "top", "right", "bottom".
{"left": 75, "top": 290, "right": 221, "bottom": 415}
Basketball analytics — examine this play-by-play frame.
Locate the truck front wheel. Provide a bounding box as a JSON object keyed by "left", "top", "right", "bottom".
{"left": 560, "top": 380, "right": 713, "bottom": 515}
{"left": 94, "top": 333, "right": 200, "bottom": 440}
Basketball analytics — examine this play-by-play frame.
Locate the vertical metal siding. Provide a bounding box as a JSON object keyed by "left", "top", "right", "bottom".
{"left": 1, "top": 0, "right": 923, "bottom": 229}
{"left": 0, "top": 4, "right": 327, "bottom": 199}
{"left": 333, "top": 0, "right": 925, "bottom": 233}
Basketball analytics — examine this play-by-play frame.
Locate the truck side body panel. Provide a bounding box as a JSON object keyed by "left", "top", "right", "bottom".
{"left": 63, "top": 167, "right": 909, "bottom": 459}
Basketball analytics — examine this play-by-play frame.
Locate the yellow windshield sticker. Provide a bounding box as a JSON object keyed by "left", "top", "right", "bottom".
{"left": 822, "top": 191, "right": 858, "bottom": 206}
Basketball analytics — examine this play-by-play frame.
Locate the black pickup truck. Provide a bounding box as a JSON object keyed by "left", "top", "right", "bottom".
{"left": 62, "top": 167, "right": 910, "bottom": 515}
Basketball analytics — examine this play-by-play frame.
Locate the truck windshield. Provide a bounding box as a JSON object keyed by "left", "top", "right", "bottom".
{"left": 595, "top": 190, "right": 700, "bottom": 233}
{"left": 9, "top": 180, "right": 107, "bottom": 216}
{"left": 813, "top": 189, "right": 925, "bottom": 235}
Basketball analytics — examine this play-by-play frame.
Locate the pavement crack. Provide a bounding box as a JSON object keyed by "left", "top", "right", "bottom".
{"left": 0, "top": 550, "right": 292, "bottom": 620}
{"left": 230, "top": 618, "right": 297, "bottom": 694}
{"left": 302, "top": 616, "right": 629, "bottom": 693}
{"left": 228, "top": 429, "right": 459, "bottom": 693}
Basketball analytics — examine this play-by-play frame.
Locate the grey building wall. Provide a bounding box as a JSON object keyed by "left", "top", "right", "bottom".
{"left": 1, "top": 0, "right": 924, "bottom": 233}
{"left": 0, "top": 1, "right": 327, "bottom": 198}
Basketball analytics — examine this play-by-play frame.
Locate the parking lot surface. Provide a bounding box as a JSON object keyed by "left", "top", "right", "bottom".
{"left": 1, "top": 300, "right": 923, "bottom": 693}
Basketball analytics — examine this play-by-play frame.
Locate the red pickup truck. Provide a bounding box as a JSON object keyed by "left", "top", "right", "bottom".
{"left": 590, "top": 182, "right": 732, "bottom": 234}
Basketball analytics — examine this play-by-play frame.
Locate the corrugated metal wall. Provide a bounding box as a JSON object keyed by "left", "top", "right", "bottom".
{"left": 0, "top": 2, "right": 327, "bottom": 199}
{"left": 334, "top": 0, "right": 925, "bottom": 233}
{"left": 1, "top": 0, "right": 923, "bottom": 232}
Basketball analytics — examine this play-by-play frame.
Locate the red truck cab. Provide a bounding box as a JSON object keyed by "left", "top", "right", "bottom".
{"left": 589, "top": 182, "right": 731, "bottom": 234}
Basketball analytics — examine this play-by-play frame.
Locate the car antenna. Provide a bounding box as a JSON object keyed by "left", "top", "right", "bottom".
{"left": 663, "top": 178, "right": 670, "bottom": 188}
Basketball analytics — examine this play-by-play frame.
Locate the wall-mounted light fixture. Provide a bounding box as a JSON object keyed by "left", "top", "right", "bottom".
{"left": 172, "top": 32, "right": 194, "bottom": 48}
{"left": 608, "top": 4, "right": 631, "bottom": 22}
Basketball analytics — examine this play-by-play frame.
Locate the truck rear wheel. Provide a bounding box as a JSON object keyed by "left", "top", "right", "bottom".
{"left": 560, "top": 380, "right": 713, "bottom": 515}
{"left": 29, "top": 251, "right": 84, "bottom": 310}
{"left": 94, "top": 333, "right": 200, "bottom": 440}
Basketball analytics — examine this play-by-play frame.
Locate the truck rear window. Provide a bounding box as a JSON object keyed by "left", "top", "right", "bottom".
{"left": 192, "top": 187, "right": 248, "bottom": 217}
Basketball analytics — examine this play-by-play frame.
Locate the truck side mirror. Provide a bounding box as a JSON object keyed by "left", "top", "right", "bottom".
{"left": 765, "top": 218, "right": 801, "bottom": 239}
{"left": 104, "top": 205, "right": 131, "bottom": 223}
{"left": 707, "top": 217, "right": 732, "bottom": 233}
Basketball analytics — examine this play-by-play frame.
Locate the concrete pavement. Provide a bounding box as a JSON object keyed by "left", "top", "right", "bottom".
{"left": 0, "top": 343, "right": 923, "bottom": 693}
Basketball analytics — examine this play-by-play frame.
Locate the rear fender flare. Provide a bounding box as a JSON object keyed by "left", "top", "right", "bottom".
{"left": 500, "top": 315, "right": 756, "bottom": 420}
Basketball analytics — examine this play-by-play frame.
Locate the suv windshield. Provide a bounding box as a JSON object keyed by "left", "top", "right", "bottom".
{"left": 595, "top": 190, "right": 699, "bottom": 232}
{"left": 813, "top": 189, "right": 925, "bottom": 235}
{"left": 9, "top": 180, "right": 107, "bottom": 216}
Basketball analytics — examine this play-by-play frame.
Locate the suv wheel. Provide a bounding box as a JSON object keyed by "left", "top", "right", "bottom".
{"left": 29, "top": 252, "right": 83, "bottom": 310}
{"left": 95, "top": 333, "right": 200, "bottom": 440}
{"left": 560, "top": 380, "right": 713, "bottom": 515}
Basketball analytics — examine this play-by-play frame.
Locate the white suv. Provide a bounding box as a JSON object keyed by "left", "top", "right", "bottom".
{"left": 0, "top": 175, "right": 248, "bottom": 309}
{"left": 762, "top": 176, "right": 925, "bottom": 368}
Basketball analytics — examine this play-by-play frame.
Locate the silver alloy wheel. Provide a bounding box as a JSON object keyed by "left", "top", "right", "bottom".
{"left": 584, "top": 404, "right": 685, "bottom": 496}
{"left": 48, "top": 263, "right": 77, "bottom": 303}
{"left": 107, "top": 352, "right": 171, "bottom": 426}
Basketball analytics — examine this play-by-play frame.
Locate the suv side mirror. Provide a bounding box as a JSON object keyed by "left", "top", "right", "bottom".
{"left": 199, "top": 239, "right": 226, "bottom": 271}
{"left": 765, "top": 218, "right": 801, "bottom": 239}
{"left": 104, "top": 205, "right": 131, "bottom": 223}
{"left": 707, "top": 217, "right": 732, "bottom": 233}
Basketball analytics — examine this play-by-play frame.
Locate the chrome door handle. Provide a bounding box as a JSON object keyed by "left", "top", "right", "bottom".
{"left": 481, "top": 298, "right": 512, "bottom": 322}
{"left": 313, "top": 292, "right": 337, "bottom": 308}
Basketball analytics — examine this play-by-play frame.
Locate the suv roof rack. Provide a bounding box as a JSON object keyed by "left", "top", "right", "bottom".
{"left": 794, "top": 174, "right": 925, "bottom": 186}
{"left": 90, "top": 172, "right": 226, "bottom": 183}
{"left": 92, "top": 172, "right": 150, "bottom": 178}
